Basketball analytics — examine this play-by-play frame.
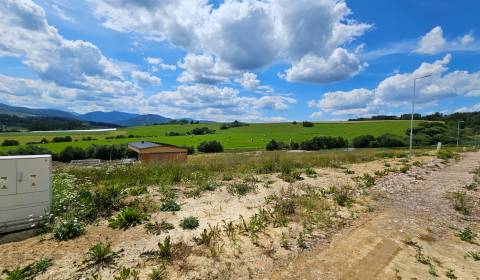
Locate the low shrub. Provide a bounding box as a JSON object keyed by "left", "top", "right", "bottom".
{"left": 179, "top": 216, "right": 199, "bottom": 230}
{"left": 53, "top": 217, "right": 85, "bottom": 241}
{"left": 198, "top": 141, "right": 223, "bottom": 153}
{"left": 302, "top": 121, "right": 314, "bottom": 127}
{"left": 1, "top": 139, "right": 19, "bottom": 146}
{"left": 352, "top": 135, "right": 375, "bottom": 148}
{"left": 457, "top": 227, "right": 476, "bottom": 243}
{"left": 52, "top": 136, "right": 72, "bottom": 143}
{"left": 159, "top": 199, "right": 181, "bottom": 212}
{"left": 58, "top": 146, "right": 86, "bottom": 162}
{"left": 108, "top": 207, "right": 148, "bottom": 229}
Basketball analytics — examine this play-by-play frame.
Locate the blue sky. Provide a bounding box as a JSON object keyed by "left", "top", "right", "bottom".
{"left": 1, "top": 0, "right": 480, "bottom": 122}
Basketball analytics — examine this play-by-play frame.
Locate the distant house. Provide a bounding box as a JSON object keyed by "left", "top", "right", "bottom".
{"left": 128, "top": 141, "right": 188, "bottom": 162}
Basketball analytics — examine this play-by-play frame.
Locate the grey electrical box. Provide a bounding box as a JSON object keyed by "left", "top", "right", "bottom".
{"left": 0, "top": 155, "right": 51, "bottom": 233}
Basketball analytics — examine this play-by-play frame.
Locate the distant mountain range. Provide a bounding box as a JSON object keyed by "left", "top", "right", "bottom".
{"left": 0, "top": 103, "right": 207, "bottom": 127}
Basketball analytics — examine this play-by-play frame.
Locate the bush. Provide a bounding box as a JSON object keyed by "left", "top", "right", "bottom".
{"left": 52, "top": 136, "right": 72, "bottom": 143}
{"left": 266, "top": 139, "right": 280, "bottom": 151}
{"left": 300, "top": 136, "right": 347, "bottom": 150}
{"left": 302, "top": 121, "right": 314, "bottom": 127}
{"left": 159, "top": 199, "right": 181, "bottom": 212}
{"left": 58, "top": 146, "right": 86, "bottom": 162}
{"left": 198, "top": 141, "right": 223, "bottom": 153}
{"left": 108, "top": 207, "right": 148, "bottom": 229}
{"left": 352, "top": 135, "right": 376, "bottom": 148}
{"left": 53, "top": 217, "right": 85, "bottom": 241}
{"left": 1, "top": 139, "right": 19, "bottom": 146}
{"left": 179, "top": 216, "right": 199, "bottom": 230}
{"left": 5, "top": 145, "right": 52, "bottom": 156}
{"left": 85, "top": 144, "right": 129, "bottom": 160}
{"left": 372, "top": 134, "right": 406, "bottom": 147}
{"left": 190, "top": 127, "right": 215, "bottom": 135}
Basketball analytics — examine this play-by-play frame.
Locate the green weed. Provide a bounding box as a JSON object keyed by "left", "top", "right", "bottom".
{"left": 108, "top": 207, "right": 148, "bottom": 229}
{"left": 179, "top": 216, "right": 199, "bottom": 230}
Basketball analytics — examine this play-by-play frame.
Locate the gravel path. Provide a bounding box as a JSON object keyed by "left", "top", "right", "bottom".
{"left": 268, "top": 152, "right": 480, "bottom": 279}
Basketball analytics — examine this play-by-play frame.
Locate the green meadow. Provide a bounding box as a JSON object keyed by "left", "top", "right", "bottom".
{"left": 0, "top": 120, "right": 418, "bottom": 153}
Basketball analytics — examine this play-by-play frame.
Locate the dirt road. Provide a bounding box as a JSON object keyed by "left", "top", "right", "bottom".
{"left": 269, "top": 152, "right": 480, "bottom": 280}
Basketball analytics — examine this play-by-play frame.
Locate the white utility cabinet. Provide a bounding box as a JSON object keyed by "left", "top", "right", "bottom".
{"left": 0, "top": 155, "right": 51, "bottom": 233}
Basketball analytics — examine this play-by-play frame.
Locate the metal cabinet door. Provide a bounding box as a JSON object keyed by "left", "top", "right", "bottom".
{"left": 0, "top": 160, "right": 16, "bottom": 196}
{"left": 16, "top": 158, "right": 50, "bottom": 194}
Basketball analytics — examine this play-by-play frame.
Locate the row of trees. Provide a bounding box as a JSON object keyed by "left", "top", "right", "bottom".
{"left": 266, "top": 136, "right": 348, "bottom": 151}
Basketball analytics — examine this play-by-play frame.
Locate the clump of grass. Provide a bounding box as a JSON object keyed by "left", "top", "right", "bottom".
{"left": 437, "top": 150, "right": 457, "bottom": 160}
{"left": 114, "top": 266, "right": 140, "bottom": 280}
{"left": 305, "top": 167, "right": 317, "bottom": 177}
{"left": 222, "top": 174, "right": 234, "bottom": 181}
{"left": 159, "top": 199, "right": 181, "bottom": 212}
{"left": 108, "top": 207, "right": 148, "bottom": 229}
{"left": 457, "top": 226, "right": 477, "bottom": 243}
{"left": 281, "top": 232, "right": 290, "bottom": 249}
{"left": 354, "top": 173, "right": 375, "bottom": 188}
{"left": 53, "top": 216, "right": 85, "bottom": 241}
{"left": 450, "top": 191, "right": 471, "bottom": 215}
{"left": 227, "top": 181, "right": 257, "bottom": 196}
{"left": 297, "top": 231, "right": 307, "bottom": 249}
{"left": 83, "top": 242, "right": 119, "bottom": 266}
{"left": 157, "top": 236, "right": 172, "bottom": 259}
{"left": 179, "top": 216, "right": 199, "bottom": 230}
{"left": 428, "top": 264, "right": 438, "bottom": 277}
{"left": 144, "top": 221, "right": 174, "bottom": 235}
{"left": 445, "top": 268, "right": 457, "bottom": 279}
{"left": 465, "top": 251, "right": 480, "bottom": 261}
{"left": 128, "top": 186, "right": 148, "bottom": 196}
{"left": 464, "top": 183, "right": 477, "bottom": 191}
{"left": 193, "top": 225, "right": 221, "bottom": 246}
{"left": 148, "top": 264, "right": 167, "bottom": 280}
{"left": 330, "top": 185, "right": 354, "bottom": 207}
{"left": 2, "top": 258, "right": 52, "bottom": 280}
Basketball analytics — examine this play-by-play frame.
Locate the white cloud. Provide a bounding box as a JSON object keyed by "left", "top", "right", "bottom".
{"left": 237, "top": 72, "right": 260, "bottom": 91}
{"left": 309, "top": 54, "right": 480, "bottom": 117}
{"left": 131, "top": 71, "right": 161, "bottom": 85}
{"left": 0, "top": 0, "right": 137, "bottom": 96}
{"left": 415, "top": 26, "right": 478, "bottom": 54}
{"left": 50, "top": 4, "right": 76, "bottom": 23}
{"left": 177, "top": 53, "right": 239, "bottom": 84}
{"left": 282, "top": 48, "right": 365, "bottom": 83}
{"left": 147, "top": 84, "right": 296, "bottom": 122}
{"left": 455, "top": 103, "right": 480, "bottom": 113}
{"left": 146, "top": 57, "right": 176, "bottom": 71}
{"left": 90, "top": 0, "right": 371, "bottom": 84}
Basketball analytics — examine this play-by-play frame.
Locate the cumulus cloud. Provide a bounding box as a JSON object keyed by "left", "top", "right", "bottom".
{"left": 415, "top": 26, "right": 478, "bottom": 54}
{"left": 309, "top": 54, "right": 480, "bottom": 117}
{"left": 0, "top": 75, "right": 142, "bottom": 113}
{"left": 0, "top": 0, "right": 138, "bottom": 97}
{"left": 90, "top": 0, "right": 371, "bottom": 84}
{"left": 177, "top": 53, "right": 239, "bottom": 84}
{"left": 131, "top": 71, "right": 161, "bottom": 85}
{"left": 147, "top": 84, "right": 296, "bottom": 122}
{"left": 282, "top": 48, "right": 365, "bottom": 83}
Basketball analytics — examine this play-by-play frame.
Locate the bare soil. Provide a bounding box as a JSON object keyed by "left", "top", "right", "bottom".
{"left": 1, "top": 153, "right": 479, "bottom": 279}
{"left": 268, "top": 152, "right": 480, "bottom": 280}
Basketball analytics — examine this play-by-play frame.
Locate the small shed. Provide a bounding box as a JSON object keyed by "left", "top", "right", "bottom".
{"left": 128, "top": 141, "right": 188, "bottom": 162}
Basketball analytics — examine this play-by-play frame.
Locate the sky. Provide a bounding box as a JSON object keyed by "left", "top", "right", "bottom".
{"left": 1, "top": 0, "right": 480, "bottom": 122}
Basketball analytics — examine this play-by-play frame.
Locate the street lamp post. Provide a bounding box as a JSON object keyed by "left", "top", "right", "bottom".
{"left": 457, "top": 120, "right": 464, "bottom": 148}
{"left": 409, "top": 74, "right": 432, "bottom": 159}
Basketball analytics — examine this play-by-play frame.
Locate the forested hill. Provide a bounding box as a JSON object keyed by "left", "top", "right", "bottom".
{"left": 0, "top": 114, "right": 118, "bottom": 132}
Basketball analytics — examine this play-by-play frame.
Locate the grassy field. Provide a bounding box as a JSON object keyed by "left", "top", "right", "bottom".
{"left": 0, "top": 120, "right": 418, "bottom": 153}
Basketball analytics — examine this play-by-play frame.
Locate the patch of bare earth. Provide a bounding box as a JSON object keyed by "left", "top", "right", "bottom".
{"left": 269, "top": 152, "right": 480, "bottom": 280}
{"left": 2, "top": 153, "right": 479, "bottom": 279}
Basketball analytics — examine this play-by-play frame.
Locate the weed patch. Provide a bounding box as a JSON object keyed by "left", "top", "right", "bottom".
{"left": 180, "top": 216, "right": 200, "bottom": 230}
{"left": 108, "top": 207, "right": 148, "bottom": 229}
